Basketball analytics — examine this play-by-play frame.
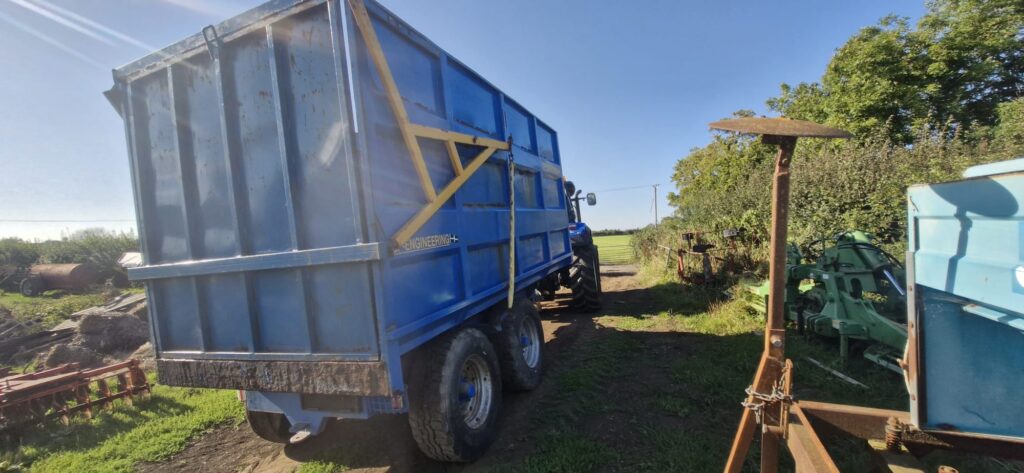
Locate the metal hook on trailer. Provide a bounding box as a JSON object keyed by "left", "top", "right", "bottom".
{"left": 201, "top": 25, "right": 220, "bottom": 60}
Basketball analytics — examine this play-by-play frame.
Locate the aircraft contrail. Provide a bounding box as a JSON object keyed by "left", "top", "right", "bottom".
{"left": 0, "top": 9, "right": 105, "bottom": 68}
{"left": 25, "top": 0, "right": 157, "bottom": 51}
{"left": 7, "top": 0, "right": 113, "bottom": 45}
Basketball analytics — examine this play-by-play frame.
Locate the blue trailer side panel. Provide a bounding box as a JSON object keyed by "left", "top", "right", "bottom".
{"left": 907, "top": 164, "right": 1024, "bottom": 439}
{"left": 111, "top": 0, "right": 572, "bottom": 400}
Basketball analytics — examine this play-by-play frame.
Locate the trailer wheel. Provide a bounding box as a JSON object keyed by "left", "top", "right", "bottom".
{"left": 569, "top": 245, "right": 601, "bottom": 312}
{"left": 19, "top": 277, "right": 42, "bottom": 297}
{"left": 495, "top": 298, "right": 544, "bottom": 391}
{"left": 246, "top": 410, "right": 292, "bottom": 444}
{"left": 407, "top": 328, "right": 502, "bottom": 462}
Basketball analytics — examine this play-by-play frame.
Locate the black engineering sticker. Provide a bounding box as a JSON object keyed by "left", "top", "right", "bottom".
{"left": 397, "top": 234, "right": 460, "bottom": 254}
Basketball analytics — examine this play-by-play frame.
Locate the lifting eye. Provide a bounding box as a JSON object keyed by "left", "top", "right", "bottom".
{"left": 850, "top": 279, "right": 863, "bottom": 299}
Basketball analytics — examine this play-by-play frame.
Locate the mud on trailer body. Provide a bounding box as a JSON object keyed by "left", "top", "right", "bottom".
{"left": 106, "top": 0, "right": 595, "bottom": 461}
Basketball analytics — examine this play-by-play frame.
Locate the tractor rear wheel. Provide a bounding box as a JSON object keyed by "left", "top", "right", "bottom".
{"left": 407, "top": 327, "right": 502, "bottom": 462}
{"left": 569, "top": 245, "right": 601, "bottom": 312}
{"left": 245, "top": 410, "right": 292, "bottom": 444}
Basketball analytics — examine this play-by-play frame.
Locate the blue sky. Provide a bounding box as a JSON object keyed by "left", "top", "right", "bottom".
{"left": 0, "top": 0, "right": 924, "bottom": 240}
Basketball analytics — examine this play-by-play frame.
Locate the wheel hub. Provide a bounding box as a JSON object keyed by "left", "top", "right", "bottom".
{"left": 518, "top": 317, "right": 541, "bottom": 369}
{"left": 458, "top": 354, "right": 493, "bottom": 429}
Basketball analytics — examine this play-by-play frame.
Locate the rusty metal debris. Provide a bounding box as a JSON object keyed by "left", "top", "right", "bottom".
{"left": 708, "top": 117, "right": 853, "bottom": 139}
{"left": 0, "top": 360, "right": 150, "bottom": 431}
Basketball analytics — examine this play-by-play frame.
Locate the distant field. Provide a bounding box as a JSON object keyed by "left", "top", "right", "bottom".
{"left": 593, "top": 234, "right": 634, "bottom": 265}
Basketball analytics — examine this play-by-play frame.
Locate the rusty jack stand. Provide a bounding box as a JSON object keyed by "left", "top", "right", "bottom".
{"left": 711, "top": 117, "right": 851, "bottom": 473}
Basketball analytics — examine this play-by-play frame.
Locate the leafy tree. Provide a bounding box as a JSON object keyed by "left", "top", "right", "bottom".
{"left": 667, "top": 112, "right": 775, "bottom": 242}
{"left": 650, "top": 0, "right": 1022, "bottom": 271}
{"left": 765, "top": 83, "right": 829, "bottom": 125}
{"left": 993, "top": 97, "right": 1024, "bottom": 151}
{"left": 769, "top": 0, "right": 1024, "bottom": 143}
{"left": 917, "top": 0, "right": 1024, "bottom": 136}
{"left": 822, "top": 16, "right": 931, "bottom": 143}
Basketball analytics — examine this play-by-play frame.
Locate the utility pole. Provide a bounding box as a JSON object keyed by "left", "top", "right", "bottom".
{"left": 653, "top": 184, "right": 660, "bottom": 228}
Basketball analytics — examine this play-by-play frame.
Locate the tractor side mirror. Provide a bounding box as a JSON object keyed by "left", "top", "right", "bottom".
{"left": 586, "top": 193, "right": 597, "bottom": 206}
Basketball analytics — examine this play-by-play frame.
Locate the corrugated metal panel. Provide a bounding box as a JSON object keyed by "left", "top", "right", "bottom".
{"left": 117, "top": 1, "right": 378, "bottom": 361}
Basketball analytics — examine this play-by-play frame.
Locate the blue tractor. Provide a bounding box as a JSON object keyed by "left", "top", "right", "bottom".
{"left": 538, "top": 180, "right": 602, "bottom": 311}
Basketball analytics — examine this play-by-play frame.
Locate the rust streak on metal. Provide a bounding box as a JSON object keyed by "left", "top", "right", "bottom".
{"left": 157, "top": 359, "right": 391, "bottom": 396}
{"left": 708, "top": 117, "right": 852, "bottom": 139}
{"left": 26, "top": 263, "right": 101, "bottom": 291}
{"left": 798, "top": 400, "right": 909, "bottom": 440}
{"left": 787, "top": 403, "right": 842, "bottom": 473}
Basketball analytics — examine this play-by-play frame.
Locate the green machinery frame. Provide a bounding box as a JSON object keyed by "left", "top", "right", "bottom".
{"left": 745, "top": 231, "right": 908, "bottom": 370}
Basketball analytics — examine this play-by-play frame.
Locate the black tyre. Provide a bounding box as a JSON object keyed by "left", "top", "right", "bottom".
{"left": 495, "top": 298, "right": 544, "bottom": 391}
{"left": 537, "top": 276, "right": 559, "bottom": 301}
{"left": 246, "top": 409, "right": 292, "bottom": 444}
{"left": 407, "top": 328, "right": 502, "bottom": 462}
{"left": 569, "top": 245, "right": 601, "bottom": 312}
{"left": 19, "top": 277, "right": 42, "bottom": 297}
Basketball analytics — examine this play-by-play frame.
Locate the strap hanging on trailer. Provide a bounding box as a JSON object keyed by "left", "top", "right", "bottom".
{"left": 345, "top": 0, "right": 511, "bottom": 251}
{"left": 507, "top": 137, "right": 515, "bottom": 309}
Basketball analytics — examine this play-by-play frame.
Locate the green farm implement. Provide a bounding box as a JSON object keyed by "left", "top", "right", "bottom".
{"left": 744, "top": 231, "right": 908, "bottom": 371}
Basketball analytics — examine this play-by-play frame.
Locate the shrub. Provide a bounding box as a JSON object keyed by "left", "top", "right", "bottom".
{"left": 38, "top": 228, "right": 138, "bottom": 279}
{"left": 0, "top": 238, "right": 40, "bottom": 269}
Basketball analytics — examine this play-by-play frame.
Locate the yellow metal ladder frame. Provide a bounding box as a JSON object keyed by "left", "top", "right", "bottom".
{"left": 345, "top": 0, "right": 511, "bottom": 250}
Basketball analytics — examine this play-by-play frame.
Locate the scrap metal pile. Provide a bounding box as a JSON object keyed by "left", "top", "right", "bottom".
{"left": 675, "top": 229, "right": 753, "bottom": 285}
{"left": 0, "top": 292, "right": 149, "bottom": 371}
{"left": 0, "top": 360, "right": 150, "bottom": 431}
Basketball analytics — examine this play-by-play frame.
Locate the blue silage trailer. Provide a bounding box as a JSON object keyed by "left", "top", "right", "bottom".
{"left": 105, "top": 0, "right": 602, "bottom": 461}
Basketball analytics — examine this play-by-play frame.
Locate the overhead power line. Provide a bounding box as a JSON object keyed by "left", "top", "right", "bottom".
{"left": 592, "top": 183, "right": 667, "bottom": 193}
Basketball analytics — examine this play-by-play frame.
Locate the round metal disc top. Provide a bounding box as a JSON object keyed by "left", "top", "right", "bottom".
{"left": 708, "top": 117, "right": 852, "bottom": 139}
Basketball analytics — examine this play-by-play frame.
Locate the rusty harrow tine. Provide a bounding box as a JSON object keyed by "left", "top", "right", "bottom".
{"left": 0, "top": 360, "right": 151, "bottom": 431}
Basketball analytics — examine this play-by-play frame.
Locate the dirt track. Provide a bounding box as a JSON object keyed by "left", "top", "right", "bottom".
{"left": 139, "top": 265, "right": 647, "bottom": 473}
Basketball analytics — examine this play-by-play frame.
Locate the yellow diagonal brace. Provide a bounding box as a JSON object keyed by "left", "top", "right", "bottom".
{"left": 445, "top": 141, "right": 464, "bottom": 176}
{"left": 347, "top": 0, "right": 435, "bottom": 202}
{"left": 346, "top": 0, "right": 514, "bottom": 251}
{"left": 408, "top": 124, "right": 510, "bottom": 150}
{"left": 393, "top": 146, "right": 498, "bottom": 248}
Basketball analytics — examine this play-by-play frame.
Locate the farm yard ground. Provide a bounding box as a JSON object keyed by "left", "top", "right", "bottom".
{"left": 3, "top": 265, "right": 1014, "bottom": 473}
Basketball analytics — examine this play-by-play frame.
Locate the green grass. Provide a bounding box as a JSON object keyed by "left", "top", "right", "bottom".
{"left": 495, "top": 433, "right": 617, "bottom": 473}
{"left": 0, "top": 290, "right": 107, "bottom": 331}
{"left": 593, "top": 234, "right": 634, "bottom": 265}
{"left": 295, "top": 461, "right": 351, "bottom": 473}
{"left": 2, "top": 384, "right": 244, "bottom": 473}
{"left": 492, "top": 268, "right": 1014, "bottom": 472}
